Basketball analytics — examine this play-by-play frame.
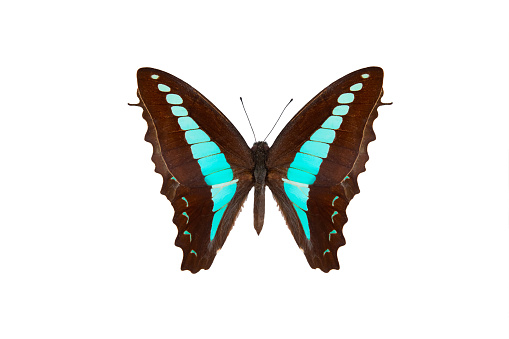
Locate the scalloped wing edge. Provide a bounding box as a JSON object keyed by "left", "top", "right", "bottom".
{"left": 339, "top": 90, "right": 388, "bottom": 201}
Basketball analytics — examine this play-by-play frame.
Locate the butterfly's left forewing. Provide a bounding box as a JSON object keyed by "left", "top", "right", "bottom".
{"left": 266, "top": 67, "right": 387, "bottom": 272}
{"left": 134, "top": 68, "right": 254, "bottom": 273}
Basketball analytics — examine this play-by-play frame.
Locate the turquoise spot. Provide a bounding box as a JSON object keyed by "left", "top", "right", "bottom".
{"left": 178, "top": 117, "right": 199, "bottom": 130}
{"left": 198, "top": 153, "right": 230, "bottom": 176}
{"left": 344, "top": 175, "right": 350, "bottom": 180}
{"left": 205, "top": 168, "right": 233, "bottom": 185}
{"left": 361, "top": 73, "right": 369, "bottom": 78}
{"left": 212, "top": 183, "right": 237, "bottom": 212}
{"left": 284, "top": 182, "right": 309, "bottom": 211}
{"left": 350, "top": 83, "right": 363, "bottom": 91}
{"left": 310, "top": 128, "right": 335, "bottom": 143}
{"left": 191, "top": 141, "right": 220, "bottom": 159}
{"left": 329, "top": 229, "right": 337, "bottom": 241}
{"left": 290, "top": 152, "right": 323, "bottom": 175}
{"left": 323, "top": 249, "right": 330, "bottom": 255}
{"left": 331, "top": 211, "right": 338, "bottom": 223}
{"left": 210, "top": 205, "right": 227, "bottom": 240}
{"left": 171, "top": 176, "right": 177, "bottom": 181}
{"left": 332, "top": 196, "right": 339, "bottom": 206}
{"left": 300, "top": 140, "right": 330, "bottom": 158}
{"left": 190, "top": 249, "right": 197, "bottom": 256}
{"left": 185, "top": 129, "right": 210, "bottom": 144}
{"left": 293, "top": 205, "right": 310, "bottom": 239}
{"left": 182, "top": 197, "right": 189, "bottom": 207}
{"left": 338, "top": 93, "right": 354, "bottom": 104}
{"left": 166, "top": 94, "right": 183, "bottom": 105}
{"left": 158, "top": 84, "right": 171, "bottom": 92}
{"left": 333, "top": 105, "right": 349, "bottom": 116}
{"left": 151, "top": 74, "right": 159, "bottom": 79}
{"left": 182, "top": 212, "right": 189, "bottom": 224}
{"left": 287, "top": 168, "right": 316, "bottom": 185}
{"left": 184, "top": 230, "right": 191, "bottom": 241}
{"left": 321, "top": 116, "right": 343, "bottom": 130}
{"left": 171, "top": 106, "right": 188, "bottom": 116}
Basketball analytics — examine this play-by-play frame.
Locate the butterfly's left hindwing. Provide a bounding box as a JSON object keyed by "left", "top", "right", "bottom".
{"left": 134, "top": 68, "right": 254, "bottom": 273}
{"left": 266, "top": 67, "right": 386, "bottom": 272}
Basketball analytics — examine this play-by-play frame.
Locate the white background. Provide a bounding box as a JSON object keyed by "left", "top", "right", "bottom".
{"left": 1, "top": 1, "right": 508, "bottom": 338}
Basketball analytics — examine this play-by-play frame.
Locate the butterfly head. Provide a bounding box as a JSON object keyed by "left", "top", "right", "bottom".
{"left": 251, "top": 141, "right": 269, "bottom": 152}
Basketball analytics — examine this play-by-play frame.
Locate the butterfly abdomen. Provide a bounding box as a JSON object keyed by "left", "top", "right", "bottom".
{"left": 252, "top": 141, "right": 269, "bottom": 234}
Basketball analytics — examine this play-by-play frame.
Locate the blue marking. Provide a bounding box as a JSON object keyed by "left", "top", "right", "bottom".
{"left": 190, "top": 249, "right": 197, "bottom": 256}
{"left": 151, "top": 74, "right": 159, "bottom": 79}
{"left": 290, "top": 152, "right": 323, "bottom": 175}
{"left": 300, "top": 140, "right": 330, "bottom": 158}
{"left": 185, "top": 129, "right": 210, "bottom": 144}
{"left": 344, "top": 175, "right": 350, "bottom": 180}
{"left": 338, "top": 93, "right": 354, "bottom": 104}
{"left": 171, "top": 106, "right": 188, "bottom": 116}
{"left": 205, "top": 168, "right": 233, "bottom": 186}
{"left": 293, "top": 204, "right": 310, "bottom": 239}
{"left": 350, "top": 83, "right": 363, "bottom": 91}
{"left": 310, "top": 128, "right": 335, "bottom": 143}
{"left": 333, "top": 105, "right": 349, "bottom": 116}
{"left": 210, "top": 205, "right": 227, "bottom": 240}
{"left": 331, "top": 211, "right": 338, "bottom": 223}
{"left": 198, "top": 153, "right": 230, "bottom": 176}
{"left": 171, "top": 176, "right": 177, "bottom": 181}
{"left": 323, "top": 249, "right": 330, "bottom": 255}
{"left": 329, "top": 229, "right": 337, "bottom": 241}
{"left": 283, "top": 182, "right": 309, "bottom": 211}
{"left": 332, "top": 196, "right": 339, "bottom": 206}
{"left": 166, "top": 94, "right": 183, "bottom": 105}
{"left": 178, "top": 117, "right": 199, "bottom": 130}
{"left": 287, "top": 168, "right": 316, "bottom": 185}
{"left": 321, "top": 116, "right": 343, "bottom": 130}
{"left": 361, "top": 73, "right": 369, "bottom": 78}
{"left": 158, "top": 84, "right": 171, "bottom": 92}
{"left": 191, "top": 141, "right": 220, "bottom": 159}
{"left": 170, "top": 109, "right": 237, "bottom": 234}
{"left": 183, "top": 230, "right": 191, "bottom": 241}
{"left": 212, "top": 183, "right": 237, "bottom": 212}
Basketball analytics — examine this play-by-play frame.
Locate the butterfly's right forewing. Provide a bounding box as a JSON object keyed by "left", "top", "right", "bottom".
{"left": 134, "top": 68, "right": 254, "bottom": 273}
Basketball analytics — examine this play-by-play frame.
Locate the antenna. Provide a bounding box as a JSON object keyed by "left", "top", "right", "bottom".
{"left": 263, "top": 99, "right": 293, "bottom": 142}
{"left": 240, "top": 97, "right": 257, "bottom": 142}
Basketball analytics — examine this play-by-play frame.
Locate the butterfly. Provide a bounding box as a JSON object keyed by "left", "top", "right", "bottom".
{"left": 130, "top": 67, "right": 389, "bottom": 273}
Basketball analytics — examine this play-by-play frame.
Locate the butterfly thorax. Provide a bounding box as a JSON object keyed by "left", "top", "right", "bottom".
{"left": 251, "top": 141, "right": 269, "bottom": 234}
{"left": 251, "top": 141, "right": 269, "bottom": 186}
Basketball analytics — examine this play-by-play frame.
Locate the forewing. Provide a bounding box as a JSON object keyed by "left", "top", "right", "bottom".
{"left": 266, "top": 67, "right": 387, "bottom": 272}
{"left": 133, "top": 68, "right": 254, "bottom": 272}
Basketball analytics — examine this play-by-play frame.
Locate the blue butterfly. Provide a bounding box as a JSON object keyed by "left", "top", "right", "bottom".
{"left": 130, "top": 67, "right": 389, "bottom": 273}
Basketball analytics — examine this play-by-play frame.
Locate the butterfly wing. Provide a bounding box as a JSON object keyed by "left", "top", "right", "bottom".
{"left": 133, "top": 68, "right": 254, "bottom": 273}
{"left": 266, "top": 67, "right": 387, "bottom": 272}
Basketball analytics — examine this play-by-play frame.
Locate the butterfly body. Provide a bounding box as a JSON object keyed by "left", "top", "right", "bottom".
{"left": 252, "top": 141, "right": 269, "bottom": 234}
{"left": 131, "top": 67, "right": 388, "bottom": 273}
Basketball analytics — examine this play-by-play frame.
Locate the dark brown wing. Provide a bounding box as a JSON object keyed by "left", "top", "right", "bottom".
{"left": 133, "top": 68, "right": 254, "bottom": 273}
{"left": 266, "top": 67, "right": 387, "bottom": 272}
